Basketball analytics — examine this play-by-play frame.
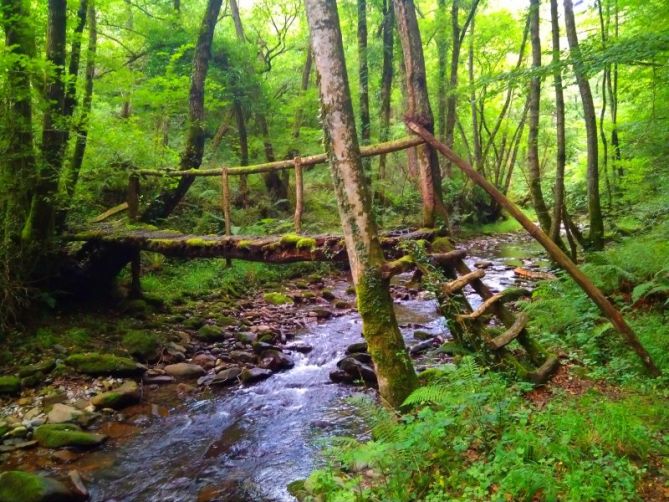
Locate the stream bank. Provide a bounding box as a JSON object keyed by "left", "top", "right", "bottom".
{"left": 0, "top": 232, "right": 551, "bottom": 501}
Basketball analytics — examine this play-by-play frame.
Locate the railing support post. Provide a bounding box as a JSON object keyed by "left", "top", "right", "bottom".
{"left": 128, "top": 173, "right": 140, "bottom": 222}
{"left": 221, "top": 168, "right": 232, "bottom": 267}
{"left": 294, "top": 157, "right": 304, "bottom": 233}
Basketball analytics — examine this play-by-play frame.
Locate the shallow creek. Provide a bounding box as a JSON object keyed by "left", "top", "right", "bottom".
{"left": 54, "top": 234, "right": 551, "bottom": 501}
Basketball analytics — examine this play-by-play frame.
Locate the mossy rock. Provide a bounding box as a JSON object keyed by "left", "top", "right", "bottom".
{"left": 321, "top": 289, "right": 336, "bottom": 301}
{"left": 33, "top": 423, "right": 107, "bottom": 449}
{"left": 0, "top": 471, "right": 78, "bottom": 502}
{"left": 286, "top": 480, "right": 308, "bottom": 501}
{"left": 18, "top": 360, "right": 55, "bottom": 379}
{"left": 263, "top": 292, "right": 293, "bottom": 305}
{"left": 21, "top": 373, "right": 44, "bottom": 389}
{"left": 123, "top": 298, "right": 150, "bottom": 316}
{"left": 196, "top": 324, "right": 225, "bottom": 342}
{"left": 122, "top": 330, "right": 160, "bottom": 361}
{"left": 91, "top": 381, "right": 140, "bottom": 410}
{"left": 431, "top": 237, "right": 453, "bottom": 253}
{"left": 216, "top": 315, "right": 237, "bottom": 327}
{"left": 65, "top": 353, "right": 144, "bottom": 377}
{"left": 438, "top": 341, "right": 470, "bottom": 356}
{"left": 296, "top": 237, "right": 316, "bottom": 250}
{"left": 0, "top": 375, "right": 21, "bottom": 395}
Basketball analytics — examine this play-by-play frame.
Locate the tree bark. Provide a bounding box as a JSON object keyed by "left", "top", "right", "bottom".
{"left": 306, "top": 0, "right": 417, "bottom": 407}
{"left": 59, "top": 0, "right": 97, "bottom": 228}
{"left": 563, "top": 0, "right": 604, "bottom": 249}
{"left": 233, "top": 100, "right": 250, "bottom": 207}
{"left": 377, "top": 0, "right": 394, "bottom": 195}
{"left": 393, "top": 0, "right": 449, "bottom": 228}
{"left": 22, "top": 0, "right": 68, "bottom": 245}
{"left": 549, "top": 0, "right": 566, "bottom": 243}
{"left": 292, "top": 48, "right": 312, "bottom": 140}
{"left": 436, "top": 0, "right": 447, "bottom": 141}
{"left": 140, "top": 0, "right": 223, "bottom": 223}
{"left": 357, "top": 0, "right": 370, "bottom": 162}
{"left": 468, "top": 18, "right": 482, "bottom": 173}
{"left": 527, "top": 0, "right": 552, "bottom": 233}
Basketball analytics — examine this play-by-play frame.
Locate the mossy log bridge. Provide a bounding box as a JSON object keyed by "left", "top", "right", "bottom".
{"left": 69, "top": 226, "right": 439, "bottom": 263}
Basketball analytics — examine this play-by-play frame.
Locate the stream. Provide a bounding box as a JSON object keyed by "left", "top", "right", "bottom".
{"left": 82, "top": 234, "right": 549, "bottom": 501}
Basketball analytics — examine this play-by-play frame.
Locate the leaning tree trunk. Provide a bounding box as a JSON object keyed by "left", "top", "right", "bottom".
{"left": 141, "top": 0, "right": 223, "bottom": 222}
{"left": 549, "top": 0, "right": 566, "bottom": 244}
{"left": 564, "top": 0, "right": 603, "bottom": 249}
{"left": 393, "top": 0, "right": 449, "bottom": 228}
{"left": 306, "top": 0, "right": 417, "bottom": 408}
{"left": 527, "top": 0, "right": 552, "bottom": 233}
{"left": 22, "top": 0, "right": 68, "bottom": 246}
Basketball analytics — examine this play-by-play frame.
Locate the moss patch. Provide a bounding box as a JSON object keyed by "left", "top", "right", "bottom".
{"left": 0, "top": 375, "right": 21, "bottom": 395}
{"left": 33, "top": 423, "right": 107, "bottom": 448}
{"left": 122, "top": 330, "right": 160, "bottom": 361}
{"left": 91, "top": 381, "right": 140, "bottom": 409}
{"left": 0, "top": 471, "right": 73, "bottom": 502}
{"left": 196, "top": 324, "right": 225, "bottom": 341}
{"left": 64, "top": 353, "right": 143, "bottom": 376}
{"left": 431, "top": 237, "right": 453, "bottom": 253}
{"left": 18, "top": 360, "right": 55, "bottom": 378}
{"left": 263, "top": 292, "right": 293, "bottom": 305}
{"left": 280, "top": 233, "right": 301, "bottom": 246}
{"left": 296, "top": 237, "right": 317, "bottom": 250}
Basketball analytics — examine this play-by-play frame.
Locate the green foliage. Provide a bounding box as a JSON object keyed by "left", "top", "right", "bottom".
{"left": 121, "top": 330, "right": 160, "bottom": 361}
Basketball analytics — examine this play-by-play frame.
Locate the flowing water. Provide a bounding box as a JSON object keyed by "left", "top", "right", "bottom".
{"left": 83, "top": 234, "right": 545, "bottom": 501}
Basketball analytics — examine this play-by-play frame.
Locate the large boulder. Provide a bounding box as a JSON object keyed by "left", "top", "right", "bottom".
{"left": 91, "top": 381, "right": 141, "bottom": 410}
{"left": 33, "top": 424, "right": 106, "bottom": 449}
{"left": 64, "top": 353, "right": 145, "bottom": 377}
{"left": 0, "top": 471, "right": 82, "bottom": 502}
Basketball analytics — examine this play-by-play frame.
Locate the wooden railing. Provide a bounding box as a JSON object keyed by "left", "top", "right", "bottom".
{"left": 126, "top": 135, "right": 425, "bottom": 236}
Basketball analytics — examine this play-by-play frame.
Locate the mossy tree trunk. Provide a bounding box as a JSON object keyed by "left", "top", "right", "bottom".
{"left": 563, "top": 0, "right": 604, "bottom": 250}
{"left": 527, "top": 0, "right": 552, "bottom": 234}
{"left": 141, "top": 0, "right": 223, "bottom": 222}
{"left": 393, "top": 0, "right": 449, "bottom": 228}
{"left": 305, "top": 0, "right": 417, "bottom": 408}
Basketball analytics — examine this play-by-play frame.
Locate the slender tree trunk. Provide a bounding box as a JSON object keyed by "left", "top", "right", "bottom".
{"left": 141, "top": 0, "right": 223, "bottom": 222}
{"left": 1, "top": 0, "right": 36, "bottom": 257}
{"left": 58, "top": 0, "right": 97, "bottom": 228}
{"left": 63, "top": 0, "right": 88, "bottom": 125}
{"left": 563, "top": 0, "right": 603, "bottom": 249}
{"left": 597, "top": 0, "right": 613, "bottom": 205}
{"left": 22, "top": 0, "right": 68, "bottom": 245}
{"left": 468, "top": 18, "right": 482, "bottom": 173}
{"left": 306, "top": 0, "right": 417, "bottom": 408}
{"left": 377, "top": 0, "right": 394, "bottom": 198}
{"left": 233, "top": 100, "right": 250, "bottom": 208}
{"left": 393, "top": 0, "right": 449, "bottom": 228}
{"left": 358, "top": 0, "right": 371, "bottom": 171}
{"left": 292, "top": 48, "right": 312, "bottom": 140}
{"left": 549, "top": 0, "right": 566, "bottom": 243}
{"left": 436, "top": 0, "right": 448, "bottom": 141}
{"left": 229, "top": 0, "right": 286, "bottom": 201}
{"left": 527, "top": 0, "right": 552, "bottom": 233}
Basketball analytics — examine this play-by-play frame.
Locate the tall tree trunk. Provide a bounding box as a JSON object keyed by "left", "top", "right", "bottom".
{"left": 609, "top": 0, "right": 621, "bottom": 175}
{"left": 357, "top": 0, "right": 370, "bottom": 163}
{"left": 1, "top": 0, "right": 36, "bottom": 265}
{"left": 292, "top": 48, "right": 312, "bottom": 140}
{"left": 436, "top": 0, "right": 448, "bottom": 141}
{"left": 377, "top": 0, "right": 394, "bottom": 189}
{"left": 468, "top": 18, "right": 482, "bottom": 173}
{"left": 549, "top": 0, "right": 566, "bottom": 243}
{"left": 527, "top": 0, "right": 552, "bottom": 233}
{"left": 306, "top": 0, "right": 417, "bottom": 408}
{"left": 141, "top": 0, "right": 223, "bottom": 222}
{"left": 597, "top": 0, "right": 613, "bottom": 204}
{"left": 229, "top": 0, "right": 286, "bottom": 202}
{"left": 63, "top": 0, "right": 87, "bottom": 124}
{"left": 563, "top": 0, "right": 604, "bottom": 249}
{"left": 394, "top": 0, "right": 449, "bottom": 228}
{"left": 443, "top": 0, "right": 479, "bottom": 176}
{"left": 22, "top": 0, "right": 68, "bottom": 245}
{"left": 58, "top": 0, "right": 97, "bottom": 228}
{"left": 233, "top": 100, "right": 250, "bottom": 207}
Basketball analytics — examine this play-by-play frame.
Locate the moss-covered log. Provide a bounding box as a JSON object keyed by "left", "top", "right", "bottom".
{"left": 68, "top": 226, "right": 438, "bottom": 263}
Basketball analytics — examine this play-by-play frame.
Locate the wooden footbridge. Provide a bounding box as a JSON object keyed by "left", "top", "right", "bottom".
{"left": 68, "top": 123, "right": 660, "bottom": 379}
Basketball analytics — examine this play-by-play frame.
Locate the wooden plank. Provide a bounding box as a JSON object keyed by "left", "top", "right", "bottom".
{"left": 90, "top": 202, "right": 128, "bottom": 223}
{"left": 442, "top": 269, "right": 485, "bottom": 295}
{"left": 430, "top": 249, "right": 467, "bottom": 266}
{"left": 488, "top": 313, "right": 528, "bottom": 350}
{"left": 457, "top": 288, "right": 530, "bottom": 322}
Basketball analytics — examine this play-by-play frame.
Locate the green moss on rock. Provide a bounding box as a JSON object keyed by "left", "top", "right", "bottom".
{"left": 0, "top": 471, "right": 76, "bottom": 502}
{"left": 64, "top": 353, "right": 144, "bottom": 376}
{"left": 280, "top": 233, "right": 301, "bottom": 246}
{"left": 91, "top": 381, "right": 140, "bottom": 409}
{"left": 296, "top": 237, "right": 316, "bottom": 250}
{"left": 263, "top": 292, "right": 293, "bottom": 305}
{"left": 18, "top": 360, "right": 55, "bottom": 379}
{"left": 122, "top": 330, "right": 160, "bottom": 361}
{"left": 33, "top": 423, "right": 107, "bottom": 448}
{"left": 431, "top": 237, "right": 453, "bottom": 253}
{"left": 0, "top": 375, "right": 21, "bottom": 395}
{"left": 196, "top": 324, "right": 225, "bottom": 341}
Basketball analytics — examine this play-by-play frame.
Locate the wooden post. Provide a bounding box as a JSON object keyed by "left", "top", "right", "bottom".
{"left": 406, "top": 120, "right": 661, "bottom": 377}
{"left": 128, "top": 174, "right": 140, "bottom": 221}
{"left": 221, "top": 168, "right": 232, "bottom": 267}
{"left": 294, "top": 157, "right": 304, "bottom": 233}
